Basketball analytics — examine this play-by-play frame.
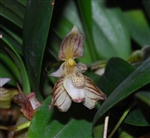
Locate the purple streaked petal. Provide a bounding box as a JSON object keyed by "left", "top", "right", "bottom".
{"left": 83, "top": 76, "right": 106, "bottom": 109}
{"left": 58, "top": 25, "right": 84, "bottom": 60}
{"left": 49, "top": 77, "right": 71, "bottom": 112}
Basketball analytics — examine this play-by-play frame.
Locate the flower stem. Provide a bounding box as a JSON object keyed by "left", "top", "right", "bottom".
{"left": 0, "top": 121, "right": 31, "bottom": 132}
{"left": 108, "top": 102, "right": 135, "bottom": 138}
{"left": 15, "top": 121, "right": 31, "bottom": 132}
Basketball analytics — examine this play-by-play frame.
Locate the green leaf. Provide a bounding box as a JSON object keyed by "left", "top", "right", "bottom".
{"left": 0, "top": 52, "right": 20, "bottom": 86}
{"left": 1, "top": 29, "right": 22, "bottom": 55}
{"left": 98, "top": 57, "right": 135, "bottom": 96}
{"left": 118, "top": 128, "right": 134, "bottom": 138}
{"left": 1, "top": 25, "right": 22, "bottom": 45}
{"left": 93, "top": 57, "right": 150, "bottom": 126}
{"left": 124, "top": 105, "right": 149, "bottom": 126}
{"left": 0, "top": 0, "right": 25, "bottom": 28}
{"left": 93, "top": 123, "right": 104, "bottom": 138}
{"left": 23, "top": 0, "right": 54, "bottom": 99}
{"left": 92, "top": 0, "right": 131, "bottom": 59}
{"left": 135, "top": 91, "right": 150, "bottom": 124}
{"left": 124, "top": 10, "right": 150, "bottom": 47}
{"left": 28, "top": 96, "right": 94, "bottom": 138}
{"left": 0, "top": 39, "right": 30, "bottom": 94}
{"left": 77, "top": 0, "right": 98, "bottom": 61}
{"left": 16, "top": 0, "right": 28, "bottom": 7}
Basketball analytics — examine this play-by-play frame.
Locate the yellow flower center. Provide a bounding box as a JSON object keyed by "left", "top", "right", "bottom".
{"left": 64, "top": 58, "right": 76, "bottom": 75}
{"left": 68, "top": 58, "right": 75, "bottom": 66}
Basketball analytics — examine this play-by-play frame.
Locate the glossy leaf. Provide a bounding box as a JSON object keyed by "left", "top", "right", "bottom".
{"left": 77, "top": 0, "right": 98, "bottom": 61}
{"left": 93, "top": 57, "right": 150, "bottom": 126}
{"left": 28, "top": 96, "right": 94, "bottom": 138}
{"left": 93, "top": 58, "right": 135, "bottom": 137}
{"left": 92, "top": 0, "right": 131, "bottom": 59}
{"left": 23, "top": 0, "right": 54, "bottom": 99}
{"left": 98, "top": 57, "right": 135, "bottom": 96}
{"left": 124, "top": 10, "right": 150, "bottom": 47}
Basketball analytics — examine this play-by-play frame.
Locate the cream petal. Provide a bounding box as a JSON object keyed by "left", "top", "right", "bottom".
{"left": 58, "top": 25, "right": 84, "bottom": 60}
{"left": 54, "top": 91, "right": 72, "bottom": 112}
{"left": 50, "top": 62, "right": 65, "bottom": 78}
{"left": 83, "top": 76, "right": 106, "bottom": 109}
{"left": 0, "top": 78, "right": 11, "bottom": 87}
{"left": 49, "top": 77, "right": 71, "bottom": 112}
{"left": 83, "top": 94, "right": 97, "bottom": 109}
{"left": 63, "top": 76, "right": 85, "bottom": 103}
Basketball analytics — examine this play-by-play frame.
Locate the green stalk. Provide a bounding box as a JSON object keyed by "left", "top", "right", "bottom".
{"left": 15, "top": 121, "right": 31, "bottom": 132}
{"left": 0, "top": 121, "right": 30, "bottom": 132}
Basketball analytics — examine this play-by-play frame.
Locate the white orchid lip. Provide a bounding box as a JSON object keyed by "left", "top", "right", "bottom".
{"left": 49, "top": 26, "right": 106, "bottom": 112}
{"left": 63, "top": 76, "right": 85, "bottom": 103}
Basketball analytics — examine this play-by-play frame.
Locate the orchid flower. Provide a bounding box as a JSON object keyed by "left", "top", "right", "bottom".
{"left": 49, "top": 26, "right": 106, "bottom": 112}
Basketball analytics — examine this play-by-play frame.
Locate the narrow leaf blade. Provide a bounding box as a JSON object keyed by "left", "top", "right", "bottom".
{"left": 23, "top": 0, "right": 54, "bottom": 99}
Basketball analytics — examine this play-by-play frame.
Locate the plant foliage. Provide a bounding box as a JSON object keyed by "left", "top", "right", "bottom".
{"left": 0, "top": 0, "right": 150, "bottom": 138}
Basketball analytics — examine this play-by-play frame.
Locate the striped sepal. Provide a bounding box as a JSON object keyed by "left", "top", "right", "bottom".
{"left": 49, "top": 77, "right": 72, "bottom": 112}
{"left": 83, "top": 76, "right": 106, "bottom": 109}
{"left": 58, "top": 26, "right": 84, "bottom": 60}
